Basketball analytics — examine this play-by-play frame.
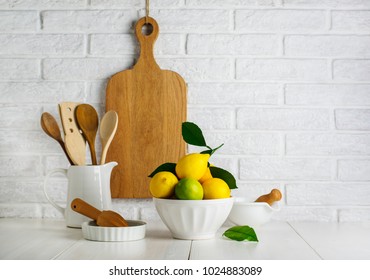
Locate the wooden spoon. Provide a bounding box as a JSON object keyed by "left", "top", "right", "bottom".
{"left": 99, "top": 111, "right": 118, "bottom": 165}
{"left": 40, "top": 112, "right": 74, "bottom": 165}
{"left": 71, "top": 198, "right": 128, "bottom": 227}
{"left": 255, "top": 189, "right": 282, "bottom": 206}
{"left": 75, "top": 104, "right": 99, "bottom": 165}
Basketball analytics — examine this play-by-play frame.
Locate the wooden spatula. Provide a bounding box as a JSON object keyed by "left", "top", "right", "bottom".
{"left": 105, "top": 17, "right": 187, "bottom": 198}
{"left": 255, "top": 189, "right": 282, "bottom": 206}
{"left": 59, "top": 102, "right": 86, "bottom": 166}
{"left": 71, "top": 198, "right": 128, "bottom": 227}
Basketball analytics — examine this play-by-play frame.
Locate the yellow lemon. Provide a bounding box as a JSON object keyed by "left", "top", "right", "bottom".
{"left": 199, "top": 167, "right": 212, "bottom": 183}
{"left": 149, "top": 171, "right": 178, "bottom": 198}
{"left": 199, "top": 164, "right": 214, "bottom": 184}
{"left": 202, "top": 178, "right": 231, "bottom": 199}
{"left": 175, "top": 178, "right": 203, "bottom": 200}
{"left": 175, "top": 153, "right": 210, "bottom": 180}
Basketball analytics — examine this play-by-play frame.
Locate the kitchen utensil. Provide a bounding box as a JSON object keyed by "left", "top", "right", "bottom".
{"left": 59, "top": 102, "right": 86, "bottom": 166}
{"left": 82, "top": 220, "right": 146, "bottom": 242}
{"left": 40, "top": 112, "right": 74, "bottom": 165}
{"left": 105, "top": 16, "right": 187, "bottom": 198}
{"left": 75, "top": 104, "right": 99, "bottom": 165}
{"left": 71, "top": 198, "right": 128, "bottom": 227}
{"left": 99, "top": 110, "right": 118, "bottom": 165}
{"left": 255, "top": 189, "right": 282, "bottom": 206}
{"left": 43, "top": 162, "right": 117, "bottom": 228}
{"left": 228, "top": 198, "right": 280, "bottom": 228}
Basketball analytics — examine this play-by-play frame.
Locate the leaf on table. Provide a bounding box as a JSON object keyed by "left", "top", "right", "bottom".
{"left": 223, "top": 225, "right": 259, "bottom": 242}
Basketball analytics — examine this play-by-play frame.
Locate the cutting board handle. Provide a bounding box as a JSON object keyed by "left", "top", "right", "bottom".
{"left": 134, "top": 16, "right": 160, "bottom": 70}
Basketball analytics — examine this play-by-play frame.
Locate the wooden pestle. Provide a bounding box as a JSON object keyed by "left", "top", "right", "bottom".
{"left": 255, "top": 189, "right": 282, "bottom": 206}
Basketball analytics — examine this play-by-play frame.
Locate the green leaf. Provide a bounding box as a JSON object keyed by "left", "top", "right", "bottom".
{"left": 223, "top": 226, "right": 259, "bottom": 242}
{"left": 210, "top": 143, "right": 224, "bottom": 154}
{"left": 148, "top": 162, "right": 177, "bottom": 177}
{"left": 210, "top": 166, "right": 238, "bottom": 189}
{"left": 201, "top": 143, "right": 224, "bottom": 156}
{"left": 182, "top": 122, "right": 207, "bottom": 147}
{"left": 200, "top": 149, "right": 213, "bottom": 155}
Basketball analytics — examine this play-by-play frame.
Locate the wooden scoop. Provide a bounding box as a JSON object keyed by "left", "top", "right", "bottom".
{"left": 40, "top": 112, "right": 74, "bottom": 165}
{"left": 255, "top": 189, "right": 282, "bottom": 206}
{"left": 71, "top": 198, "right": 128, "bottom": 227}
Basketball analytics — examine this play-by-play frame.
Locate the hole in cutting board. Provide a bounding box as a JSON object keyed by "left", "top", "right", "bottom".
{"left": 141, "top": 23, "right": 153, "bottom": 36}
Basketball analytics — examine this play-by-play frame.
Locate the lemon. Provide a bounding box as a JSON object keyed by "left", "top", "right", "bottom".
{"left": 175, "top": 153, "right": 210, "bottom": 180}
{"left": 202, "top": 178, "right": 231, "bottom": 199}
{"left": 149, "top": 171, "right": 178, "bottom": 198}
{"left": 199, "top": 165, "right": 213, "bottom": 184}
{"left": 175, "top": 178, "right": 203, "bottom": 200}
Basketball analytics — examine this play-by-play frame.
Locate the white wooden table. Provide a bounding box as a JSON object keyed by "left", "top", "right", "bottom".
{"left": 1, "top": 218, "right": 369, "bottom": 260}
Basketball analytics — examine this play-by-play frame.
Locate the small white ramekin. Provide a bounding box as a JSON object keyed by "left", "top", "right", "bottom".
{"left": 81, "top": 220, "right": 146, "bottom": 242}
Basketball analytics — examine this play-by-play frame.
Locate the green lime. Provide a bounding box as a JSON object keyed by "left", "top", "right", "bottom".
{"left": 175, "top": 178, "right": 204, "bottom": 200}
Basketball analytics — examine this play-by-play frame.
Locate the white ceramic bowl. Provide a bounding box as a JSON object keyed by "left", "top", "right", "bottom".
{"left": 81, "top": 220, "right": 146, "bottom": 242}
{"left": 228, "top": 197, "right": 280, "bottom": 227}
{"left": 153, "top": 197, "right": 234, "bottom": 240}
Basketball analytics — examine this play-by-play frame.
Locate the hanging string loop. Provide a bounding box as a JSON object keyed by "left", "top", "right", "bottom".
{"left": 145, "top": 0, "right": 150, "bottom": 23}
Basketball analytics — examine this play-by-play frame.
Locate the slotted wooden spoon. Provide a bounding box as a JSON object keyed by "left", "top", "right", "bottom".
{"left": 40, "top": 112, "right": 73, "bottom": 165}
{"left": 255, "top": 189, "right": 282, "bottom": 206}
{"left": 71, "top": 198, "right": 128, "bottom": 227}
{"left": 59, "top": 102, "right": 86, "bottom": 166}
{"left": 75, "top": 104, "right": 99, "bottom": 165}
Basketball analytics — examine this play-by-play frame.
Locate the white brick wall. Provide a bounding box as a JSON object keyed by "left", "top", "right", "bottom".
{"left": 1, "top": 0, "right": 370, "bottom": 222}
{"left": 235, "top": 9, "right": 327, "bottom": 32}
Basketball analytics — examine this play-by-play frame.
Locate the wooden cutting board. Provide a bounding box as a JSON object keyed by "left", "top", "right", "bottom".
{"left": 105, "top": 17, "right": 187, "bottom": 198}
